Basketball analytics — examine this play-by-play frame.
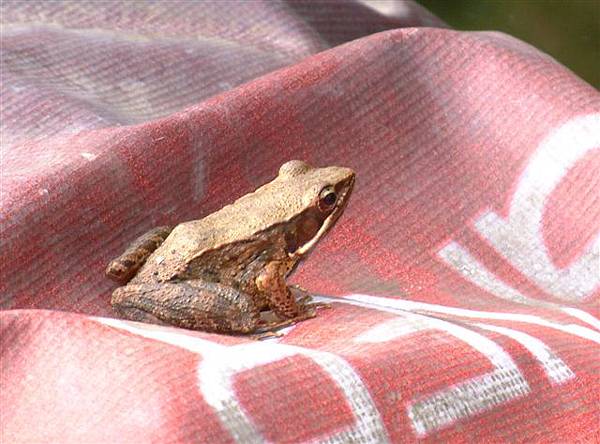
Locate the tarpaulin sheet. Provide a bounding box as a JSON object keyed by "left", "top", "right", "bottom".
{"left": 1, "top": 1, "right": 599, "bottom": 443}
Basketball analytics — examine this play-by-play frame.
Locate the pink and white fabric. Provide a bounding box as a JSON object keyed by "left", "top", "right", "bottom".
{"left": 1, "top": 1, "right": 599, "bottom": 442}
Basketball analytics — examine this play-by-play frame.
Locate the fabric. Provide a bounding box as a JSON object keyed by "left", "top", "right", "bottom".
{"left": 1, "top": 1, "right": 599, "bottom": 443}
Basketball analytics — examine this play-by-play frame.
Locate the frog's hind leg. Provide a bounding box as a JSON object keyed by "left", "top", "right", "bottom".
{"left": 111, "top": 280, "right": 261, "bottom": 334}
{"left": 106, "top": 226, "right": 173, "bottom": 284}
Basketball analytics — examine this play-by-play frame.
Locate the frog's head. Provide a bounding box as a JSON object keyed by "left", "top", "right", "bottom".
{"left": 275, "top": 160, "right": 355, "bottom": 259}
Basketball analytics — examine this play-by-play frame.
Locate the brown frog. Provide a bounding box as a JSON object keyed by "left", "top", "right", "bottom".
{"left": 106, "top": 160, "right": 355, "bottom": 335}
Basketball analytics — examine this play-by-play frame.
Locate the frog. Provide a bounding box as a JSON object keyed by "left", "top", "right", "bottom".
{"left": 106, "top": 160, "right": 355, "bottom": 335}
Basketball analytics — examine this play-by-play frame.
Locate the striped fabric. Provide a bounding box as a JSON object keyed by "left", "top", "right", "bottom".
{"left": 1, "top": 1, "right": 598, "bottom": 443}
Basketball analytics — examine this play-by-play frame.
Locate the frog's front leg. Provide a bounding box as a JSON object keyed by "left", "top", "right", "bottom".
{"left": 111, "top": 280, "right": 261, "bottom": 334}
{"left": 290, "top": 284, "right": 332, "bottom": 310}
{"left": 255, "top": 261, "right": 324, "bottom": 320}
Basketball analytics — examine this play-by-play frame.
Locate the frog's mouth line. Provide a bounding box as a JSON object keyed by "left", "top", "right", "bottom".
{"left": 292, "top": 175, "right": 355, "bottom": 258}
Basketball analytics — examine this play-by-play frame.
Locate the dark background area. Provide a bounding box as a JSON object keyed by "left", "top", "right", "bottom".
{"left": 419, "top": 0, "right": 599, "bottom": 88}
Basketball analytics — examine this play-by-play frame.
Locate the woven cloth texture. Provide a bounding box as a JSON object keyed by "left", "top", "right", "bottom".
{"left": 1, "top": 1, "right": 599, "bottom": 443}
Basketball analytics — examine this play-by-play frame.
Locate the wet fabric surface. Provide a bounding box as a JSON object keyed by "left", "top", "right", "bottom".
{"left": 1, "top": 1, "right": 599, "bottom": 442}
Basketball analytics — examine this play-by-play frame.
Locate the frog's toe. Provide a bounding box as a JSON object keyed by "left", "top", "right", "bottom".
{"left": 256, "top": 317, "right": 296, "bottom": 331}
{"left": 294, "top": 293, "right": 313, "bottom": 305}
{"left": 106, "top": 261, "right": 136, "bottom": 285}
{"left": 250, "top": 330, "right": 285, "bottom": 341}
{"left": 294, "top": 306, "right": 318, "bottom": 320}
{"left": 290, "top": 284, "right": 311, "bottom": 294}
{"left": 298, "top": 301, "right": 331, "bottom": 315}
{"left": 307, "top": 301, "right": 332, "bottom": 310}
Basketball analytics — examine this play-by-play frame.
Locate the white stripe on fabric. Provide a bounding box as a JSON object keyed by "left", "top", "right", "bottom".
{"left": 475, "top": 323, "right": 574, "bottom": 384}
{"left": 438, "top": 241, "right": 544, "bottom": 307}
{"left": 94, "top": 317, "right": 389, "bottom": 443}
{"left": 322, "top": 294, "right": 600, "bottom": 344}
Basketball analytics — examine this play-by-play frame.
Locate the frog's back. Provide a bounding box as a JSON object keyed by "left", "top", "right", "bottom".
{"left": 130, "top": 160, "right": 354, "bottom": 283}
{"left": 131, "top": 188, "right": 292, "bottom": 283}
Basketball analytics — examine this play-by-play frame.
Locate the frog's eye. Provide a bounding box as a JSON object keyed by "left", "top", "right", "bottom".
{"left": 318, "top": 186, "right": 338, "bottom": 211}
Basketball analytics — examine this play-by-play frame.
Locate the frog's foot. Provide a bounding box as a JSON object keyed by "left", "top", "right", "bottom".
{"left": 106, "top": 226, "right": 173, "bottom": 284}
{"left": 289, "top": 286, "right": 315, "bottom": 306}
{"left": 249, "top": 330, "right": 285, "bottom": 341}
{"left": 289, "top": 285, "right": 331, "bottom": 310}
{"left": 251, "top": 302, "right": 332, "bottom": 340}
{"left": 301, "top": 301, "right": 332, "bottom": 311}
{"left": 255, "top": 317, "right": 297, "bottom": 332}
{"left": 254, "top": 307, "right": 319, "bottom": 333}
{"left": 290, "top": 283, "right": 311, "bottom": 294}
{"left": 294, "top": 294, "right": 313, "bottom": 305}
